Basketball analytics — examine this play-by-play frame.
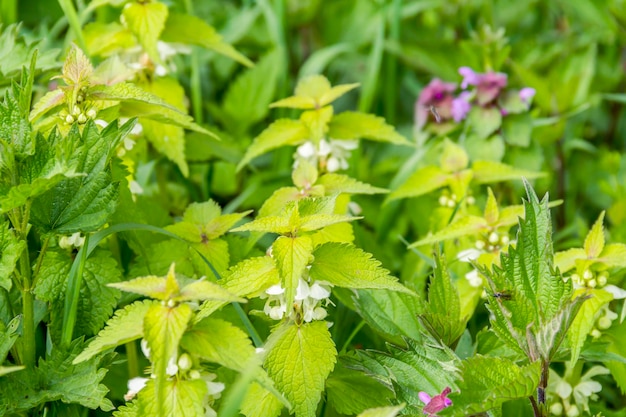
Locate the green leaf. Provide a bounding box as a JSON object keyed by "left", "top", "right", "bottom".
{"left": 0, "top": 220, "right": 24, "bottom": 290}
{"left": 326, "top": 359, "right": 395, "bottom": 415}
{"left": 450, "top": 357, "right": 540, "bottom": 416}
{"left": 177, "top": 279, "right": 245, "bottom": 303}
{"left": 29, "top": 89, "right": 65, "bottom": 122}
{"left": 584, "top": 211, "right": 605, "bottom": 258}
{"left": 0, "top": 65, "right": 34, "bottom": 156}
{"left": 139, "top": 77, "right": 189, "bottom": 176}
{"left": 273, "top": 235, "right": 314, "bottom": 311}
{"left": 387, "top": 165, "right": 448, "bottom": 201}
{"left": 409, "top": 216, "right": 488, "bottom": 248}
{"left": 144, "top": 303, "right": 193, "bottom": 413}
{"left": 167, "top": 200, "right": 251, "bottom": 241}
{"left": 0, "top": 316, "right": 20, "bottom": 363}
{"left": 110, "top": 262, "right": 180, "bottom": 300}
{"left": 357, "top": 405, "right": 405, "bottom": 417}
{"left": 567, "top": 289, "right": 612, "bottom": 363}
{"left": 161, "top": 13, "right": 252, "bottom": 67}
{"left": 429, "top": 255, "right": 461, "bottom": 319}
{"left": 88, "top": 83, "right": 211, "bottom": 135}
{"left": 472, "top": 160, "right": 544, "bottom": 184}
{"left": 292, "top": 159, "right": 319, "bottom": 190}
{"left": 221, "top": 256, "right": 280, "bottom": 297}
{"left": 317, "top": 173, "right": 387, "bottom": 195}
{"left": 73, "top": 300, "right": 156, "bottom": 364}
{"left": 271, "top": 75, "right": 359, "bottom": 109}
{"left": 240, "top": 382, "right": 284, "bottom": 417}
{"left": 309, "top": 242, "right": 412, "bottom": 293}
{"left": 0, "top": 366, "right": 24, "bottom": 377}
{"left": 122, "top": 1, "right": 168, "bottom": 64}
{"left": 440, "top": 139, "right": 469, "bottom": 173}
{"left": 231, "top": 215, "right": 291, "bottom": 234}
{"left": 30, "top": 121, "right": 134, "bottom": 234}
{"left": 554, "top": 248, "right": 587, "bottom": 273}
{"left": 61, "top": 44, "right": 94, "bottom": 87}
{"left": 237, "top": 119, "right": 309, "bottom": 170}
{"left": 35, "top": 248, "right": 122, "bottom": 342}
{"left": 265, "top": 321, "right": 337, "bottom": 417}
{"left": 1, "top": 341, "right": 114, "bottom": 414}
{"left": 328, "top": 111, "right": 410, "bottom": 145}
{"left": 137, "top": 378, "right": 207, "bottom": 417}
{"left": 469, "top": 106, "right": 502, "bottom": 140}
{"left": 181, "top": 317, "right": 258, "bottom": 372}
{"left": 83, "top": 21, "right": 135, "bottom": 57}
{"left": 502, "top": 113, "right": 532, "bottom": 147}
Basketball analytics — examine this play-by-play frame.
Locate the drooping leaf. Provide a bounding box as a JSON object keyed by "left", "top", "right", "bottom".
{"left": 309, "top": 242, "right": 412, "bottom": 293}
{"left": 237, "top": 119, "right": 309, "bottom": 170}
{"left": 73, "top": 300, "right": 157, "bottom": 364}
{"left": 137, "top": 378, "right": 207, "bottom": 417}
{"left": 161, "top": 13, "right": 252, "bottom": 67}
{"left": 328, "top": 111, "right": 410, "bottom": 145}
{"left": 264, "top": 321, "right": 337, "bottom": 417}
{"left": 273, "top": 235, "right": 314, "bottom": 312}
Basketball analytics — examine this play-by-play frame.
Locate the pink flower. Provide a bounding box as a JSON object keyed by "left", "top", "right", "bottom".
{"left": 459, "top": 67, "right": 479, "bottom": 89}
{"left": 458, "top": 67, "right": 508, "bottom": 105}
{"left": 451, "top": 91, "right": 472, "bottom": 122}
{"left": 519, "top": 87, "right": 536, "bottom": 105}
{"left": 415, "top": 79, "right": 457, "bottom": 129}
{"left": 419, "top": 387, "right": 453, "bottom": 416}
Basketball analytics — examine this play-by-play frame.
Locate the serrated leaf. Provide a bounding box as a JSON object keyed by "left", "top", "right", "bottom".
{"left": 240, "top": 382, "right": 284, "bottom": 417}
{"left": 74, "top": 300, "right": 157, "bottom": 364}
{"left": 144, "top": 303, "right": 193, "bottom": 413}
{"left": 387, "top": 165, "right": 449, "bottom": 201}
{"left": 597, "top": 243, "right": 626, "bottom": 267}
{"left": 317, "top": 173, "right": 387, "bottom": 195}
{"left": 328, "top": 111, "right": 410, "bottom": 145}
{"left": 352, "top": 289, "right": 424, "bottom": 344}
{"left": 584, "top": 211, "right": 605, "bottom": 258}
{"left": 300, "top": 213, "right": 359, "bottom": 231}
{"left": 122, "top": 1, "right": 168, "bottom": 64}
{"left": 88, "top": 83, "right": 211, "bottom": 135}
{"left": 0, "top": 220, "right": 24, "bottom": 290}
{"left": 273, "top": 235, "right": 314, "bottom": 311}
{"left": 409, "top": 216, "right": 488, "bottom": 248}
{"left": 357, "top": 405, "right": 405, "bottom": 417}
{"left": 61, "top": 44, "right": 93, "bottom": 87}
{"left": 484, "top": 188, "right": 499, "bottom": 224}
{"left": 309, "top": 242, "right": 412, "bottom": 294}
{"left": 310, "top": 221, "right": 355, "bottom": 245}
{"left": 222, "top": 256, "right": 280, "bottom": 297}
{"left": 111, "top": 263, "right": 182, "bottom": 300}
{"left": 429, "top": 255, "right": 460, "bottom": 319}
{"left": 137, "top": 378, "right": 207, "bottom": 417}
{"left": 176, "top": 279, "right": 245, "bottom": 303}
{"left": 292, "top": 159, "right": 319, "bottom": 189}
{"left": 237, "top": 119, "right": 309, "bottom": 170}
{"left": 567, "top": 289, "right": 612, "bottom": 363}
{"left": 265, "top": 321, "right": 337, "bottom": 417}
{"left": 29, "top": 88, "right": 65, "bottom": 122}
{"left": 231, "top": 215, "right": 292, "bottom": 234}
{"left": 472, "top": 160, "right": 544, "bottom": 184}
{"left": 161, "top": 13, "right": 252, "bottom": 67}
{"left": 450, "top": 357, "right": 540, "bottom": 416}
{"left": 181, "top": 317, "right": 258, "bottom": 372}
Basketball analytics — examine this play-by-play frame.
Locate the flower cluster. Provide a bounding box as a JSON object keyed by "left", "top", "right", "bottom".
{"left": 548, "top": 366, "right": 609, "bottom": 417}
{"left": 415, "top": 67, "right": 535, "bottom": 129}
{"left": 419, "top": 387, "right": 453, "bottom": 416}
{"left": 261, "top": 276, "right": 333, "bottom": 323}
{"left": 294, "top": 139, "right": 358, "bottom": 173}
{"left": 457, "top": 230, "right": 513, "bottom": 288}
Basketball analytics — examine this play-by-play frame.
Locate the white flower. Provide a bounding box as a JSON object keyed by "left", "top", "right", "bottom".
{"left": 294, "top": 139, "right": 358, "bottom": 172}
{"left": 465, "top": 269, "right": 483, "bottom": 287}
{"left": 457, "top": 248, "right": 481, "bottom": 262}
{"left": 261, "top": 278, "right": 333, "bottom": 323}
{"left": 124, "top": 377, "right": 148, "bottom": 401}
{"left": 604, "top": 284, "right": 626, "bottom": 299}
{"left": 59, "top": 232, "right": 85, "bottom": 249}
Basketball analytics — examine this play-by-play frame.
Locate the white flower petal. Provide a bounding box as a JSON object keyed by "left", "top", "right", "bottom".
{"left": 556, "top": 380, "right": 572, "bottom": 399}
{"left": 297, "top": 141, "right": 316, "bottom": 158}
{"left": 310, "top": 282, "right": 331, "bottom": 300}
{"left": 265, "top": 284, "right": 285, "bottom": 295}
{"left": 295, "top": 278, "right": 310, "bottom": 300}
{"left": 318, "top": 139, "right": 332, "bottom": 156}
{"left": 604, "top": 285, "right": 626, "bottom": 299}
{"left": 457, "top": 248, "right": 482, "bottom": 262}
{"left": 127, "top": 377, "right": 148, "bottom": 393}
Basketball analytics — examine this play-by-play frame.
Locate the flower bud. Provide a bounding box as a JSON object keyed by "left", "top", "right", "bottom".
{"left": 597, "top": 274, "right": 608, "bottom": 287}
{"left": 475, "top": 240, "right": 485, "bottom": 250}
{"left": 438, "top": 196, "right": 448, "bottom": 206}
{"left": 598, "top": 316, "right": 612, "bottom": 330}
{"left": 189, "top": 370, "right": 201, "bottom": 380}
{"left": 167, "top": 299, "right": 176, "bottom": 308}
{"left": 87, "top": 109, "right": 97, "bottom": 119}
{"left": 566, "top": 404, "right": 579, "bottom": 417}
{"left": 587, "top": 279, "right": 597, "bottom": 288}
{"left": 550, "top": 402, "right": 563, "bottom": 416}
{"left": 177, "top": 353, "right": 193, "bottom": 371}
{"left": 466, "top": 196, "right": 476, "bottom": 205}
{"left": 65, "top": 114, "right": 74, "bottom": 124}
{"left": 77, "top": 113, "right": 87, "bottom": 124}
{"left": 590, "top": 328, "right": 602, "bottom": 338}
{"left": 583, "top": 269, "right": 593, "bottom": 280}
{"left": 488, "top": 232, "right": 499, "bottom": 244}
{"left": 72, "top": 106, "right": 81, "bottom": 116}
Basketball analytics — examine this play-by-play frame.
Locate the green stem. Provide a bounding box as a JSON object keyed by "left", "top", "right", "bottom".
{"left": 384, "top": 0, "right": 402, "bottom": 125}
{"left": 339, "top": 320, "right": 365, "bottom": 354}
{"left": 57, "top": 0, "right": 88, "bottom": 53}
{"left": 126, "top": 341, "right": 140, "bottom": 378}
{"left": 31, "top": 236, "right": 50, "bottom": 287}
{"left": 19, "top": 236, "right": 35, "bottom": 368}
{"left": 61, "top": 233, "right": 90, "bottom": 347}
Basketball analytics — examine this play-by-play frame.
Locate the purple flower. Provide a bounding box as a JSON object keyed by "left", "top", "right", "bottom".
{"left": 415, "top": 79, "right": 457, "bottom": 128}
{"left": 519, "top": 87, "right": 536, "bottom": 104}
{"left": 459, "top": 67, "right": 479, "bottom": 89}
{"left": 476, "top": 71, "right": 508, "bottom": 105}
{"left": 451, "top": 91, "right": 472, "bottom": 122}
{"left": 419, "top": 387, "right": 453, "bottom": 416}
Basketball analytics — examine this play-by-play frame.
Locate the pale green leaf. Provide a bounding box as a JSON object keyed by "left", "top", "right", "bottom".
{"left": 0, "top": 366, "right": 24, "bottom": 377}
{"left": 137, "top": 378, "right": 207, "bottom": 417}
{"left": 567, "top": 289, "right": 612, "bottom": 363}
{"left": 109, "top": 264, "right": 181, "bottom": 301}
{"left": 240, "top": 382, "right": 284, "bottom": 417}
{"left": 61, "top": 44, "right": 93, "bottom": 87}
{"left": 300, "top": 106, "right": 333, "bottom": 143}
{"left": 387, "top": 165, "right": 449, "bottom": 201}
{"left": 554, "top": 248, "right": 587, "bottom": 273}
{"left": 273, "top": 235, "right": 314, "bottom": 310}
{"left": 0, "top": 220, "right": 24, "bottom": 291}
{"left": 73, "top": 300, "right": 157, "bottom": 364}
{"left": 584, "top": 211, "right": 606, "bottom": 258}
{"left": 83, "top": 22, "right": 135, "bottom": 58}
{"left": 0, "top": 316, "right": 20, "bottom": 363}
{"left": 181, "top": 317, "right": 258, "bottom": 372}
{"left": 469, "top": 106, "right": 502, "bottom": 140}
{"left": 265, "top": 321, "right": 337, "bottom": 417}
{"left": 29, "top": 89, "right": 65, "bottom": 122}
{"left": 221, "top": 256, "right": 280, "bottom": 297}
{"left": 161, "top": 13, "right": 252, "bottom": 67}
{"left": 122, "top": 1, "right": 168, "bottom": 64}
{"left": 496, "top": 205, "right": 525, "bottom": 227}
{"left": 310, "top": 222, "right": 355, "bottom": 246}
{"left": 309, "top": 242, "right": 412, "bottom": 293}
{"left": 440, "top": 139, "right": 469, "bottom": 173}
{"left": 292, "top": 159, "right": 319, "bottom": 190}
{"left": 598, "top": 243, "right": 626, "bottom": 267}
{"left": 237, "top": 119, "right": 309, "bottom": 170}
{"left": 484, "top": 188, "right": 499, "bottom": 225}
{"left": 231, "top": 215, "right": 292, "bottom": 234}
{"left": 357, "top": 405, "right": 405, "bottom": 417}
{"left": 176, "top": 279, "right": 245, "bottom": 303}
{"left": 328, "top": 111, "right": 410, "bottom": 145}
{"left": 300, "top": 213, "right": 359, "bottom": 232}
{"left": 409, "top": 216, "right": 488, "bottom": 248}
{"left": 472, "top": 160, "right": 544, "bottom": 184}
{"left": 258, "top": 187, "right": 303, "bottom": 218}
{"left": 450, "top": 357, "right": 540, "bottom": 416}
{"left": 317, "top": 173, "right": 387, "bottom": 195}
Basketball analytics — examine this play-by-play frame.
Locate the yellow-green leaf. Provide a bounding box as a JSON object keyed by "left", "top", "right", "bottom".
{"left": 273, "top": 235, "right": 314, "bottom": 311}
{"left": 387, "top": 165, "right": 448, "bottom": 201}
{"left": 484, "top": 188, "right": 499, "bottom": 224}
{"left": 567, "top": 288, "right": 613, "bottom": 363}
{"left": 440, "top": 139, "right": 469, "bottom": 173}
{"left": 122, "top": 1, "right": 168, "bottom": 64}
{"left": 584, "top": 211, "right": 606, "bottom": 258}
{"left": 328, "top": 111, "right": 410, "bottom": 145}
{"left": 61, "top": 45, "right": 93, "bottom": 87}
{"left": 472, "top": 160, "right": 545, "bottom": 184}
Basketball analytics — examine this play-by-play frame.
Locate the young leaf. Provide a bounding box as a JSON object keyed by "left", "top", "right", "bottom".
{"left": 309, "top": 242, "right": 412, "bottom": 293}
{"left": 0, "top": 220, "right": 25, "bottom": 290}
{"left": 181, "top": 317, "right": 259, "bottom": 372}
{"left": 270, "top": 75, "right": 359, "bottom": 109}
{"left": 0, "top": 316, "right": 20, "bottom": 363}
{"left": 273, "top": 235, "right": 314, "bottom": 311}
{"left": 317, "top": 173, "right": 387, "bottom": 195}
{"left": 327, "top": 111, "right": 410, "bottom": 145}
{"left": 584, "top": 211, "right": 606, "bottom": 258}
{"left": 73, "top": 300, "right": 157, "bottom": 364}
{"left": 264, "top": 321, "right": 337, "bottom": 417}
{"left": 449, "top": 357, "right": 540, "bottom": 416}
{"left": 567, "top": 288, "right": 612, "bottom": 363}
{"left": 161, "top": 13, "right": 253, "bottom": 67}
{"left": 122, "top": 1, "right": 168, "bottom": 64}
{"left": 409, "top": 216, "right": 488, "bottom": 248}
{"left": 137, "top": 378, "right": 207, "bottom": 417}
{"left": 237, "top": 119, "right": 309, "bottom": 170}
